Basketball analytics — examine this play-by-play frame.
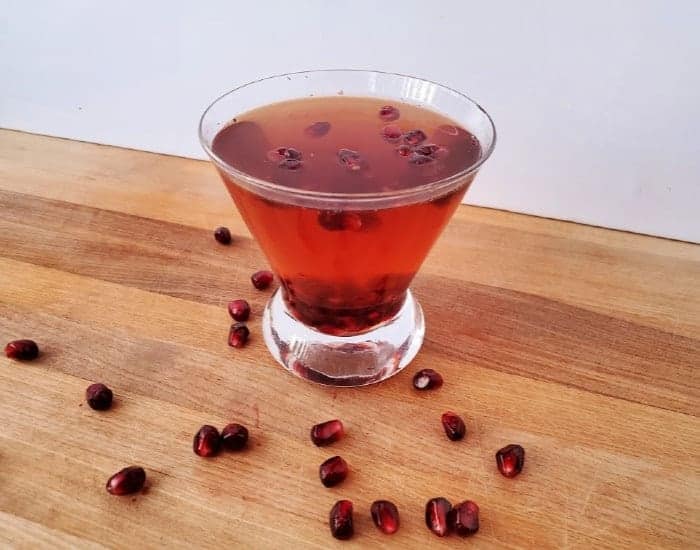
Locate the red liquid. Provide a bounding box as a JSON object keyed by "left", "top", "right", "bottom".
{"left": 212, "top": 97, "right": 481, "bottom": 335}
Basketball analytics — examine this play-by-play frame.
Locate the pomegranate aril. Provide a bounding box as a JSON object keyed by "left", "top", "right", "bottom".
{"left": 370, "top": 500, "right": 400, "bottom": 534}
{"left": 412, "top": 368, "right": 443, "bottom": 390}
{"left": 278, "top": 158, "right": 302, "bottom": 170}
{"left": 4, "top": 339, "right": 39, "bottom": 360}
{"left": 193, "top": 425, "right": 221, "bottom": 457}
{"left": 318, "top": 210, "right": 363, "bottom": 231}
{"left": 496, "top": 444, "right": 525, "bottom": 478}
{"left": 403, "top": 129, "right": 427, "bottom": 146}
{"left": 304, "top": 121, "right": 331, "bottom": 137}
{"left": 408, "top": 152, "right": 434, "bottom": 165}
{"left": 213, "top": 226, "right": 232, "bottom": 245}
{"left": 381, "top": 124, "right": 403, "bottom": 142}
{"left": 86, "top": 383, "right": 113, "bottom": 411}
{"left": 319, "top": 455, "right": 348, "bottom": 487}
{"left": 449, "top": 500, "right": 479, "bottom": 536}
{"left": 106, "top": 466, "right": 146, "bottom": 495}
{"left": 251, "top": 270, "right": 274, "bottom": 290}
{"left": 267, "top": 147, "right": 302, "bottom": 161}
{"left": 337, "top": 148, "right": 363, "bottom": 171}
{"left": 329, "top": 500, "right": 354, "bottom": 540}
{"left": 221, "top": 423, "right": 249, "bottom": 451}
{"left": 228, "top": 323, "right": 250, "bottom": 348}
{"left": 413, "top": 143, "right": 440, "bottom": 156}
{"left": 227, "top": 299, "right": 251, "bottom": 322}
{"left": 379, "top": 105, "right": 400, "bottom": 121}
{"left": 310, "top": 419, "right": 344, "bottom": 446}
{"left": 425, "top": 497, "right": 452, "bottom": 537}
{"left": 441, "top": 411, "right": 466, "bottom": 441}
{"left": 396, "top": 144, "right": 411, "bottom": 157}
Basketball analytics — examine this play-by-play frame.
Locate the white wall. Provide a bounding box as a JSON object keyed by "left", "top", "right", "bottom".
{"left": 1, "top": 0, "right": 699, "bottom": 242}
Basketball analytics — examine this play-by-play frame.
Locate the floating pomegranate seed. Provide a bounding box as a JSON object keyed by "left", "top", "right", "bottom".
{"left": 227, "top": 299, "right": 251, "bottom": 322}
{"left": 496, "top": 444, "right": 525, "bottom": 477}
{"left": 228, "top": 323, "right": 250, "bottom": 348}
{"left": 379, "top": 105, "right": 400, "bottom": 121}
{"left": 381, "top": 124, "right": 402, "bottom": 142}
{"left": 425, "top": 497, "right": 452, "bottom": 537}
{"left": 396, "top": 144, "right": 411, "bottom": 157}
{"left": 337, "top": 148, "right": 363, "bottom": 171}
{"left": 221, "top": 423, "right": 249, "bottom": 451}
{"left": 441, "top": 411, "right": 466, "bottom": 441}
{"left": 319, "top": 455, "right": 348, "bottom": 487}
{"left": 106, "top": 466, "right": 146, "bottom": 495}
{"left": 318, "top": 210, "right": 363, "bottom": 231}
{"left": 278, "top": 158, "right": 302, "bottom": 170}
{"left": 371, "top": 500, "right": 400, "bottom": 534}
{"left": 408, "top": 152, "right": 434, "bottom": 165}
{"left": 437, "top": 124, "right": 460, "bottom": 136}
{"left": 412, "top": 368, "right": 443, "bottom": 390}
{"left": 329, "top": 500, "right": 354, "bottom": 540}
{"left": 304, "top": 121, "right": 331, "bottom": 137}
{"left": 251, "top": 270, "right": 274, "bottom": 290}
{"left": 414, "top": 143, "right": 440, "bottom": 156}
{"left": 267, "top": 147, "right": 302, "bottom": 162}
{"left": 193, "top": 425, "right": 221, "bottom": 457}
{"left": 4, "top": 339, "right": 39, "bottom": 360}
{"left": 86, "top": 383, "right": 113, "bottom": 411}
{"left": 310, "top": 419, "right": 344, "bottom": 446}
{"left": 449, "top": 500, "right": 479, "bottom": 536}
{"left": 403, "top": 129, "right": 427, "bottom": 146}
{"left": 213, "top": 226, "right": 232, "bottom": 245}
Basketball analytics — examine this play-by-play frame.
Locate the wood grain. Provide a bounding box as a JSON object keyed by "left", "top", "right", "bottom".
{"left": 1, "top": 129, "right": 699, "bottom": 549}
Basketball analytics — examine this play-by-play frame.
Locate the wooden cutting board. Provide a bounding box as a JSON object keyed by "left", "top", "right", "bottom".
{"left": 1, "top": 129, "right": 698, "bottom": 549}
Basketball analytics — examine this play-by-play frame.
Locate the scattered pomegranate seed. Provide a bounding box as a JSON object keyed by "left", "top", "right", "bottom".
{"left": 86, "top": 383, "right": 113, "bottom": 411}
{"left": 329, "top": 500, "right": 354, "bottom": 540}
{"left": 278, "top": 158, "right": 302, "bottom": 170}
{"left": 4, "top": 339, "right": 39, "bottom": 360}
{"left": 193, "top": 425, "right": 221, "bottom": 457}
{"left": 267, "top": 147, "right": 302, "bottom": 162}
{"left": 413, "top": 143, "right": 440, "bottom": 156}
{"left": 251, "top": 270, "right": 274, "bottom": 290}
{"left": 412, "top": 369, "right": 443, "bottom": 390}
{"left": 319, "top": 455, "right": 349, "bottom": 487}
{"left": 425, "top": 497, "right": 452, "bottom": 537}
{"left": 371, "top": 500, "right": 400, "bottom": 534}
{"left": 381, "top": 124, "right": 403, "bottom": 142}
{"left": 379, "top": 105, "right": 400, "bottom": 121}
{"left": 221, "top": 423, "right": 249, "bottom": 451}
{"left": 106, "top": 466, "right": 146, "bottom": 495}
{"left": 441, "top": 411, "right": 466, "bottom": 441}
{"left": 318, "top": 210, "right": 363, "bottom": 231}
{"left": 304, "top": 121, "right": 331, "bottom": 137}
{"left": 408, "top": 152, "right": 434, "bottom": 165}
{"left": 228, "top": 323, "right": 250, "bottom": 348}
{"left": 396, "top": 144, "right": 411, "bottom": 157}
{"left": 227, "top": 299, "right": 251, "bottom": 322}
{"left": 449, "top": 500, "right": 479, "bottom": 536}
{"left": 310, "top": 419, "right": 344, "bottom": 446}
{"left": 337, "top": 148, "right": 363, "bottom": 171}
{"left": 213, "top": 226, "right": 232, "bottom": 245}
{"left": 496, "top": 444, "right": 525, "bottom": 478}
{"left": 403, "top": 129, "right": 427, "bottom": 146}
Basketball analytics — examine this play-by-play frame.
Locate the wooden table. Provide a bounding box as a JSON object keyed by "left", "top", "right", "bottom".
{"left": 1, "top": 129, "right": 698, "bottom": 549}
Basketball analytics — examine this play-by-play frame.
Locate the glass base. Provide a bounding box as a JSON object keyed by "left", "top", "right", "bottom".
{"left": 262, "top": 289, "right": 425, "bottom": 387}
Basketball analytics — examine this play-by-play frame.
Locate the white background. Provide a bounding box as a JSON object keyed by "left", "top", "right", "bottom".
{"left": 1, "top": 0, "right": 699, "bottom": 242}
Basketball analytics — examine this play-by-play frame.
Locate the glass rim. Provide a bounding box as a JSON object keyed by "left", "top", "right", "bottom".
{"left": 198, "top": 69, "right": 497, "bottom": 205}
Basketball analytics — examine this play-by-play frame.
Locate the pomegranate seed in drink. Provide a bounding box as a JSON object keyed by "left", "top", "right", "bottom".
{"left": 310, "top": 419, "right": 344, "bottom": 446}
{"left": 4, "top": 339, "right": 39, "bottom": 360}
{"left": 396, "top": 144, "right": 411, "bottom": 157}
{"left": 267, "top": 147, "right": 302, "bottom": 162}
{"left": 86, "top": 383, "right": 113, "bottom": 411}
{"left": 337, "top": 148, "right": 363, "bottom": 171}
{"left": 425, "top": 497, "right": 452, "bottom": 537}
{"left": 449, "top": 500, "right": 480, "bottom": 536}
{"left": 408, "top": 152, "right": 434, "bottom": 165}
{"left": 379, "top": 105, "right": 400, "bottom": 121}
{"left": 193, "top": 425, "right": 221, "bottom": 457}
{"left": 227, "top": 299, "right": 251, "bottom": 322}
{"left": 370, "top": 500, "right": 400, "bottom": 534}
{"left": 317, "top": 210, "right": 363, "bottom": 232}
{"left": 403, "top": 129, "right": 427, "bottom": 146}
{"left": 305, "top": 121, "right": 331, "bottom": 137}
{"left": 496, "top": 444, "right": 525, "bottom": 477}
{"left": 412, "top": 369, "right": 443, "bottom": 390}
{"left": 106, "top": 466, "right": 146, "bottom": 495}
{"left": 329, "top": 500, "right": 354, "bottom": 540}
{"left": 213, "top": 226, "right": 232, "bottom": 245}
{"left": 228, "top": 323, "right": 250, "bottom": 348}
{"left": 441, "top": 411, "right": 466, "bottom": 441}
{"left": 381, "top": 124, "right": 403, "bottom": 142}
{"left": 221, "top": 423, "right": 249, "bottom": 451}
{"left": 251, "top": 270, "right": 274, "bottom": 290}
{"left": 319, "top": 455, "right": 349, "bottom": 487}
